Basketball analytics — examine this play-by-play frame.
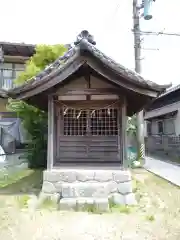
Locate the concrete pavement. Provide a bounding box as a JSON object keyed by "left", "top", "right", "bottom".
{"left": 144, "top": 156, "right": 180, "bottom": 187}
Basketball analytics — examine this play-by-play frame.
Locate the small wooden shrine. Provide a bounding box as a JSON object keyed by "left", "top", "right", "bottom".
{"left": 9, "top": 30, "right": 169, "bottom": 210}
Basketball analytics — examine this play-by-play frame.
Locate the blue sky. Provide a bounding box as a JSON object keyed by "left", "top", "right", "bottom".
{"left": 1, "top": 0, "right": 180, "bottom": 85}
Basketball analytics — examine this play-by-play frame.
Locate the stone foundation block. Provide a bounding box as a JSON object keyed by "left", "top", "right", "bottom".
{"left": 59, "top": 198, "right": 109, "bottom": 212}
{"left": 94, "top": 198, "right": 109, "bottom": 212}
{"left": 42, "top": 181, "right": 56, "bottom": 194}
{"left": 54, "top": 181, "right": 63, "bottom": 192}
{"left": 58, "top": 171, "right": 77, "bottom": 183}
{"left": 76, "top": 171, "right": 95, "bottom": 181}
{"left": 117, "top": 181, "right": 132, "bottom": 194}
{"left": 61, "top": 182, "right": 110, "bottom": 198}
{"left": 109, "top": 192, "right": 125, "bottom": 205}
{"left": 113, "top": 170, "right": 131, "bottom": 183}
{"left": 38, "top": 192, "right": 60, "bottom": 206}
{"left": 107, "top": 181, "right": 118, "bottom": 193}
{"left": 42, "top": 169, "right": 136, "bottom": 210}
{"left": 44, "top": 170, "right": 76, "bottom": 183}
{"left": 43, "top": 171, "right": 61, "bottom": 182}
{"left": 59, "top": 198, "right": 77, "bottom": 211}
{"left": 94, "top": 171, "right": 113, "bottom": 182}
{"left": 124, "top": 193, "right": 137, "bottom": 205}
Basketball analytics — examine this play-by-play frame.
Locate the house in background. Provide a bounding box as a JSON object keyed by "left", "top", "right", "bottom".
{"left": 0, "top": 42, "right": 71, "bottom": 153}
{"left": 144, "top": 85, "right": 180, "bottom": 160}
{"left": 0, "top": 42, "right": 35, "bottom": 152}
{"left": 0, "top": 42, "right": 35, "bottom": 114}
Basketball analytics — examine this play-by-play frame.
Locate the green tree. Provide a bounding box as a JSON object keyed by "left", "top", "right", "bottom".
{"left": 8, "top": 44, "right": 67, "bottom": 168}
{"left": 15, "top": 44, "right": 67, "bottom": 85}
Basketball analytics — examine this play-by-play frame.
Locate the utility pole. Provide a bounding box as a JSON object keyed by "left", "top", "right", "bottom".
{"left": 132, "top": 0, "right": 155, "bottom": 163}
{"left": 133, "top": 0, "right": 145, "bottom": 163}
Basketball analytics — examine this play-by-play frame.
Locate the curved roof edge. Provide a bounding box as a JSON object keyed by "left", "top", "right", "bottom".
{"left": 8, "top": 30, "right": 170, "bottom": 98}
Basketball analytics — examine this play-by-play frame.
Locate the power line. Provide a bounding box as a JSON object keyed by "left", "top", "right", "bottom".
{"left": 133, "top": 29, "right": 180, "bottom": 37}
{"left": 99, "top": 0, "right": 121, "bottom": 37}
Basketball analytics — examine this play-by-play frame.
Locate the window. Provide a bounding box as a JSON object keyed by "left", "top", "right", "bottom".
{"left": 164, "top": 118, "right": 175, "bottom": 135}
{"left": 0, "top": 63, "right": 25, "bottom": 90}
{"left": 63, "top": 108, "right": 118, "bottom": 136}
{"left": 63, "top": 109, "right": 87, "bottom": 136}
{"left": 147, "top": 121, "right": 152, "bottom": 136}
{"left": 157, "top": 121, "right": 164, "bottom": 134}
{"left": 90, "top": 109, "right": 118, "bottom": 136}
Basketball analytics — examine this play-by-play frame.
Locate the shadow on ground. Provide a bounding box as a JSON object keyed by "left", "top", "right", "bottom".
{"left": 0, "top": 169, "right": 43, "bottom": 195}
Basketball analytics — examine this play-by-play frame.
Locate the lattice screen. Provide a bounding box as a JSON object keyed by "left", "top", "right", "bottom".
{"left": 63, "top": 108, "right": 118, "bottom": 136}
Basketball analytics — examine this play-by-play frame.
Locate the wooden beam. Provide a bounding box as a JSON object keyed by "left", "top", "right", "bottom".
{"left": 117, "top": 105, "right": 122, "bottom": 166}
{"left": 85, "top": 70, "right": 91, "bottom": 101}
{"left": 56, "top": 88, "right": 119, "bottom": 96}
{"left": 47, "top": 95, "right": 55, "bottom": 169}
{"left": 4, "top": 55, "right": 29, "bottom": 63}
{"left": 121, "top": 97, "right": 128, "bottom": 168}
{"left": 54, "top": 99, "right": 120, "bottom": 109}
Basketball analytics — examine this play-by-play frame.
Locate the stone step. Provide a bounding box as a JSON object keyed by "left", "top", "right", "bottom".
{"left": 59, "top": 197, "right": 109, "bottom": 212}
{"left": 60, "top": 182, "right": 111, "bottom": 198}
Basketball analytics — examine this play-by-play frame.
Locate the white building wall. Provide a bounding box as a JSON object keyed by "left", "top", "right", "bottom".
{"left": 145, "top": 101, "right": 180, "bottom": 136}
{"left": 174, "top": 110, "right": 180, "bottom": 135}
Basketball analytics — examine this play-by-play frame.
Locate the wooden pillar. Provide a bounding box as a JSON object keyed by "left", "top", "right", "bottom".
{"left": 121, "top": 97, "right": 128, "bottom": 168}
{"left": 47, "top": 95, "right": 55, "bottom": 169}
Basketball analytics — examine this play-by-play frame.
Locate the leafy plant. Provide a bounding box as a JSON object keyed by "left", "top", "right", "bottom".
{"left": 8, "top": 44, "right": 67, "bottom": 168}
{"left": 127, "top": 115, "right": 137, "bottom": 136}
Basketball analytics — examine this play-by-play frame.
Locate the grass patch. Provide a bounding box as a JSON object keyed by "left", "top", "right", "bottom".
{"left": 16, "top": 195, "right": 31, "bottom": 208}
{"left": 0, "top": 169, "right": 43, "bottom": 194}
{"left": 145, "top": 214, "right": 155, "bottom": 221}
{"left": 0, "top": 169, "right": 34, "bottom": 188}
{"left": 73, "top": 202, "right": 103, "bottom": 214}
{"left": 111, "top": 205, "right": 132, "bottom": 214}
{"left": 40, "top": 198, "right": 57, "bottom": 209}
{"left": 109, "top": 199, "right": 132, "bottom": 214}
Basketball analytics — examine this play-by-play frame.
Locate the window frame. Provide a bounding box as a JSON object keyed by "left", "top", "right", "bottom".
{"left": 157, "top": 120, "right": 164, "bottom": 135}
{"left": 147, "top": 121, "right": 152, "bottom": 136}
{"left": 0, "top": 62, "right": 24, "bottom": 90}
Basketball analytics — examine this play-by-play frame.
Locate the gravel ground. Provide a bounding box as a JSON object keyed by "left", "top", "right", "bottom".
{"left": 0, "top": 209, "right": 173, "bottom": 240}
{"left": 0, "top": 207, "right": 180, "bottom": 240}
{"left": 0, "top": 169, "right": 180, "bottom": 240}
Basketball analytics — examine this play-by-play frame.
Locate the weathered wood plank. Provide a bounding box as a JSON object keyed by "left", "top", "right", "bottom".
{"left": 59, "top": 151, "right": 118, "bottom": 155}
{"left": 58, "top": 136, "right": 119, "bottom": 162}
{"left": 121, "top": 97, "right": 128, "bottom": 168}
{"left": 54, "top": 100, "right": 121, "bottom": 109}
{"left": 59, "top": 136, "right": 118, "bottom": 142}
{"left": 56, "top": 158, "right": 120, "bottom": 162}
{"left": 47, "top": 95, "right": 55, "bottom": 169}
{"left": 56, "top": 88, "right": 120, "bottom": 95}
{"left": 59, "top": 142, "right": 117, "bottom": 147}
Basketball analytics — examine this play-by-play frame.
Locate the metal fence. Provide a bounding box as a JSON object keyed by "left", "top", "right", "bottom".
{"left": 145, "top": 135, "right": 180, "bottom": 160}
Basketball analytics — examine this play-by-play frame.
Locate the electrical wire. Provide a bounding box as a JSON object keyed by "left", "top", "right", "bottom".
{"left": 98, "top": 0, "right": 123, "bottom": 38}
{"left": 134, "top": 30, "right": 180, "bottom": 37}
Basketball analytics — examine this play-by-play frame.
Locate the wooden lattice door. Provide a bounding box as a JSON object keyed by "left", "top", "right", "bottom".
{"left": 57, "top": 108, "right": 120, "bottom": 163}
